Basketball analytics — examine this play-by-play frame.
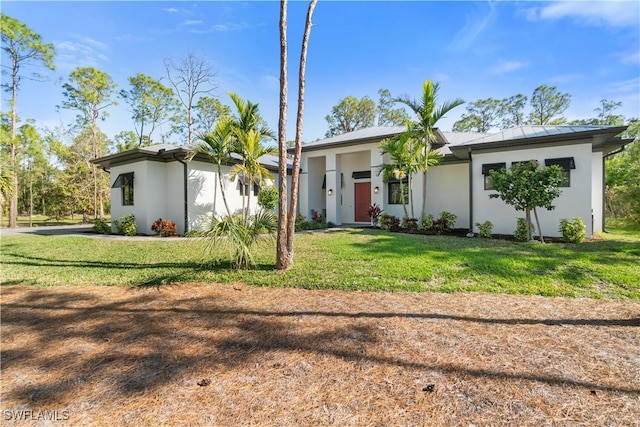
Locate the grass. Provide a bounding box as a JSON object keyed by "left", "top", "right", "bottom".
{"left": 1, "top": 228, "right": 638, "bottom": 299}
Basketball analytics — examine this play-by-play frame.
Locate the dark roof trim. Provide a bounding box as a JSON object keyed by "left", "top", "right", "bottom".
{"left": 545, "top": 157, "right": 576, "bottom": 170}
{"left": 111, "top": 172, "right": 134, "bottom": 188}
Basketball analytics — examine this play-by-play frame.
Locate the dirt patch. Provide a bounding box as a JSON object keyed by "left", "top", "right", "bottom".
{"left": 1, "top": 284, "right": 639, "bottom": 426}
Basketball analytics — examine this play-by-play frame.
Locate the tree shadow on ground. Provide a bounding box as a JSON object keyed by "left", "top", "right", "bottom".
{"left": 2, "top": 286, "right": 638, "bottom": 410}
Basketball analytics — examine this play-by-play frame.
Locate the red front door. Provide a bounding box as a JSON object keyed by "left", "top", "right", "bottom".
{"left": 354, "top": 182, "right": 371, "bottom": 222}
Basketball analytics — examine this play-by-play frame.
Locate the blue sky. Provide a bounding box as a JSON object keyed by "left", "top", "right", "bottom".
{"left": 2, "top": 1, "right": 639, "bottom": 145}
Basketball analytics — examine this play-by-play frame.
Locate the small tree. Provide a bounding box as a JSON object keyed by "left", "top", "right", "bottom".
{"left": 489, "top": 160, "right": 564, "bottom": 242}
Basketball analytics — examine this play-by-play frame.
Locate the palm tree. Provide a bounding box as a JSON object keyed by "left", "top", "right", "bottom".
{"left": 188, "top": 117, "right": 235, "bottom": 218}
{"left": 395, "top": 80, "right": 464, "bottom": 219}
{"left": 229, "top": 128, "right": 277, "bottom": 222}
{"left": 378, "top": 133, "right": 413, "bottom": 218}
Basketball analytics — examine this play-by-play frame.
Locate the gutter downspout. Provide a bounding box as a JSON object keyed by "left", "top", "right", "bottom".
{"left": 468, "top": 148, "right": 473, "bottom": 234}
{"left": 601, "top": 145, "right": 627, "bottom": 233}
{"left": 172, "top": 153, "right": 189, "bottom": 234}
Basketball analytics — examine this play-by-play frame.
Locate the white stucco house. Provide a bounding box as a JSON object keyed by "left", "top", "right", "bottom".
{"left": 295, "top": 125, "right": 630, "bottom": 238}
{"left": 93, "top": 144, "right": 288, "bottom": 235}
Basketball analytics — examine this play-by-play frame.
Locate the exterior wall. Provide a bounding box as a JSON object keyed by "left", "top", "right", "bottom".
{"left": 424, "top": 163, "right": 469, "bottom": 228}
{"left": 591, "top": 151, "right": 604, "bottom": 234}
{"left": 472, "top": 142, "right": 594, "bottom": 237}
{"left": 165, "top": 162, "right": 185, "bottom": 234}
{"left": 110, "top": 161, "right": 152, "bottom": 234}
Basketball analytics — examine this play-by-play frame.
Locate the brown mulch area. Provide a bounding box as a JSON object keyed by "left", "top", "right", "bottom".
{"left": 1, "top": 284, "right": 639, "bottom": 426}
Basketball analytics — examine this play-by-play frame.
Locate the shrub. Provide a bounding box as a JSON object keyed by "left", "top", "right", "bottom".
{"left": 380, "top": 213, "right": 400, "bottom": 231}
{"left": 257, "top": 186, "right": 278, "bottom": 211}
{"left": 515, "top": 217, "right": 534, "bottom": 242}
{"left": 402, "top": 216, "right": 419, "bottom": 231}
{"left": 185, "top": 229, "right": 204, "bottom": 237}
{"left": 311, "top": 209, "right": 325, "bottom": 224}
{"left": 367, "top": 203, "right": 383, "bottom": 227}
{"left": 295, "top": 213, "right": 306, "bottom": 229}
{"left": 113, "top": 214, "right": 136, "bottom": 236}
{"left": 92, "top": 218, "right": 111, "bottom": 234}
{"left": 475, "top": 220, "right": 493, "bottom": 238}
{"left": 439, "top": 211, "right": 457, "bottom": 231}
{"left": 559, "top": 217, "right": 586, "bottom": 243}
{"left": 420, "top": 214, "right": 434, "bottom": 230}
{"left": 151, "top": 218, "right": 177, "bottom": 237}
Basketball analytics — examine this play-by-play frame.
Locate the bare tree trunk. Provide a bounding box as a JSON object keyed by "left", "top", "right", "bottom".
{"left": 276, "top": 0, "right": 290, "bottom": 270}
{"left": 29, "top": 164, "right": 33, "bottom": 227}
{"left": 92, "top": 113, "right": 98, "bottom": 219}
{"left": 218, "top": 167, "right": 233, "bottom": 218}
{"left": 400, "top": 180, "right": 408, "bottom": 218}
{"left": 285, "top": 0, "right": 317, "bottom": 265}
{"left": 9, "top": 71, "right": 18, "bottom": 228}
{"left": 525, "top": 207, "right": 533, "bottom": 241}
{"left": 533, "top": 207, "right": 545, "bottom": 243}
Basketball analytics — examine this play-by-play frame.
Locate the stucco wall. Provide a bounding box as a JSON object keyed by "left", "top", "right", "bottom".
{"left": 472, "top": 142, "right": 594, "bottom": 237}
{"left": 591, "top": 152, "right": 604, "bottom": 234}
{"left": 425, "top": 163, "right": 469, "bottom": 228}
{"left": 110, "top": 161, "right": 150, "bottom": 234}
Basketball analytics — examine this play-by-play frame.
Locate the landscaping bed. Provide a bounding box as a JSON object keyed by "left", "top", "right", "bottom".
{"left": 1, "top": 283, "right": 638, "bottom": 426}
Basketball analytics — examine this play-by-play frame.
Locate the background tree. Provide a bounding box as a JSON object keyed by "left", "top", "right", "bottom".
{"left": 378, "top": 133, "right": 414, "bottom": 218}
{"left": 499, "top": 94, "right": 528, "bottom": 129}
{"left": 15, "top": 122, "right": 47, "bottom": 226}
{"left": 527, "top": 84, "right": 570, "bottom": 125}
{"left": 112, "top": 130, "right": 138, "bottom": 153}
{"left": 377, "top": 88, "right": 409, "bottom": 126}
{"left": 164, "top": 53, "right": 217, "bottom": 146}
{"left": 324, "top": 95, "right": 376, "bottom": 137}
{"left": 452, "top": 98, "right": 502, "bottom": 133}
{"left": 119, "top": 73, "right": 180, "bottom": 146}
{"left": 60, "top": 66, "right": 117, "bottom": 218}
{"left": 1, "top": 13, "right": 55, "bottom": 227}
{"left": 396, "top": 80, "right": 464, "bottom": 219}
{"left": 195, "top": 96, "right": 231, "bottom": 135}
{"left": 489, "top": 161, "right": 564, "bottom": 242}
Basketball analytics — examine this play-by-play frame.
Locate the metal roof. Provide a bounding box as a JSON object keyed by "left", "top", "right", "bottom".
{"left": 92, "top": 144, "right": 289, "bottom": 171}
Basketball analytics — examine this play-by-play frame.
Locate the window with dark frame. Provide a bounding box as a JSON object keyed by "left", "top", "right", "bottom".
{"left": 481, "top": 163, "right": 506, "bottom": 190}
{"left": 545, "top": 157, "right": 575, "bottom": 187}
{"left": 111, "top": 172, "right": 134, "bottom": 206}
{"left": 387, "top": 177, "right": 409, "bottom": 205}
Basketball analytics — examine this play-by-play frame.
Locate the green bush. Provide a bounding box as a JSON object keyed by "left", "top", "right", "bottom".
{"left": 475, "top": 220, "right": 493, "bottom": 238}
{"left": 402, "top": 217, "right": 419, "bottom": 231}
{"left": 113, "top": 214, "right": 137, "bottom": 236}
{"left": 380, "top": 213, "right": 401, "bottom": 231}
{"left": 440, "top": 211, "right": 457, "bottom": 231}
{"left": 559, "top": 217, "right": 586, "bottom": 243}
{"left": 257, "top": 186, "right": 278, "bottom": 211}
{"left": 420, "top": 214, "right": 434, "bottom": 230}
{"left": 92, "top": 218, "right": 111, "bottom": 234}
{"left": 514, "top": 218, "right": 534, "bottom": 242}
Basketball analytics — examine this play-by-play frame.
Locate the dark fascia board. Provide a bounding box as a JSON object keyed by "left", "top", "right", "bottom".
{"left": 449, "top": 126, "right": 629, "bottom": 159}
{"left": 293, "top": 128, "right": 448, "bottom": 154}
{"left": 93, "top": 146, "right": 283, "bottom": 172}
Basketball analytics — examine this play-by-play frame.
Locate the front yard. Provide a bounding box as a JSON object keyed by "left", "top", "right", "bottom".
{"left": 1, "top": 229, "right": 638, "bottom": 425}
{"left": 1, "top": 228, "right": 639, "bottom": 298}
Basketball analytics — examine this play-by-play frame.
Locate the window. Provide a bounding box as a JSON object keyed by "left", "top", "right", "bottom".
{"left": 388, "top": 178, "right": 409, "bottom": 204}
{"left": 545, "top": 157, "right": 575, "bottom": 187}
{"left": 481, "top": 163, "right": 506, "bottom": 190}
{"left": 112, "top": 172, "right": 134, "bottom": 206}
{"left": 321, "top": 174, "right": 326, "bottom": 189}
{"left": 237, "top": 175, "right": 259, "bottom": 195}
{"left": 352, "top": 170, "right": 371, "bottom": 179}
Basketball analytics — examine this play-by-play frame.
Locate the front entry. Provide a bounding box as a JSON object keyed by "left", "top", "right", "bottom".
{"left": 354, "top": 182, "right": 371, "bottom": 222}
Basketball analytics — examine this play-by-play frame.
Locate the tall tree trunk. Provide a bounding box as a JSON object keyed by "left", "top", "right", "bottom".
{"left": 217, "top": 166, "right": 233, "bottom": 218}
{"left": 525, "top": 207, "right": 533, "bottom": 241}
{"left": 92, "top": 114, "right": 98, "bottom": 219}
{"left": 409, "top": 174, "right": 414, "bottom": 218}
{"left": 285, "top": 0, "right": 317, "bottom": 261}
{"left": 533, "top": 207, "right": 545, "bottom": 243}
{"left": 29, "top": 165, "right": 33, "bottom": 227}
{"left": 276, "top": 0, "right": 290, "bottom": 270}
{"left": 400, "top": 180, "right": 408, "bottom": 218}
{"left": 9, "top": 68, "right": 19, "bottom": 228}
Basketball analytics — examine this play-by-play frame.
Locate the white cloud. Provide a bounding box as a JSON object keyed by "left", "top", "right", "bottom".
{"left": 55, "top": 35, "right": 109, "bottom": 71}
{"left": 182, "top": 20, "right": 203, "bottom": 26}
{"left": 449, "top": 2, "right": 497, "bottom": 52}
{"left": 162, "top": 8, "right": 179, "bottom": 13}
{"left": 211, "top": 22, "right": 248, "bottom": 32}
{"left": 489, "top": 60, "right": 528, "bottom": 74}
{"left": 260, "top": 75, "right": 279, "bottom": 91}
{"left": 615, "top": 49, "right": 640, "bottom": 65}
{"left": 527, "top": 1, "right": 639, "bottom": 27}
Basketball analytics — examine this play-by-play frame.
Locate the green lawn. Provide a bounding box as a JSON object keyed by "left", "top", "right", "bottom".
{"left": 1, "top": 228, "right": 638, "bottom": 299}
